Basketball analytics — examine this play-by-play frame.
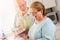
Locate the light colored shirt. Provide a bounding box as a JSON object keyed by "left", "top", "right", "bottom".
{"left": 14, "top": 13, "right": 34, "bottom": 31}
{"left": 28, "top": 17, "right": 56, "bottom": 40}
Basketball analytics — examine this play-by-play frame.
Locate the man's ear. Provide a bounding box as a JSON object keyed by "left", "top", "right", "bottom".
{"left": 27, "top": 7, "right": 28, "bottom": 9}
{"left": 26, "top": 7, "right": 28, "bottom": 11}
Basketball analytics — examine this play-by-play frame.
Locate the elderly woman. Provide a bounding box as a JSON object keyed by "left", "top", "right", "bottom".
{"left": 24, "top": 1, "right": 56, "bottom": 40}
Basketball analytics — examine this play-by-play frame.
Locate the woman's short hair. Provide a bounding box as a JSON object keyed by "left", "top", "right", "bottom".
{"left": 30, "top": 1, "right": 46, "bottom": 16}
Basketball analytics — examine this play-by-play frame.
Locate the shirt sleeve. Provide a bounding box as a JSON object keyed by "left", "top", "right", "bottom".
{"left": 36, "top": 19, "right": 56, "bottom": 40}
{"left": 14, "top": 14, "right": 24, "bottom": 28}
{"left": 14, "top": 14, "right": 19, "bottom": 27}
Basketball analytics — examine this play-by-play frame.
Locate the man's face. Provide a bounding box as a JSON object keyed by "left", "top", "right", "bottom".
{"left": 17, "top": 0, "right": 27, "bottom": 16}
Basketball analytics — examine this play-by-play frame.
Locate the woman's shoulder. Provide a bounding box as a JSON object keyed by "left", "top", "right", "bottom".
{"left": 45, "top": 17, "right": 54, "bottom": 23}
{"left": 41, "top": 17, "right": 56, "bottom": 31}
{"left": 43, "top": 17, "right": 56, "bottom": 29}
{"left": 37, "top": 17, "right": 53, "bottom": 28}
{"left": 42, "top": 17, "right": 56, "bottom": 27}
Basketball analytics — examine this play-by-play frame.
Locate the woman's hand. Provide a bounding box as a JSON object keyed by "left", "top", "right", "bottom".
{"left": 17, "top": 32, "right": 29, "bottom": 40}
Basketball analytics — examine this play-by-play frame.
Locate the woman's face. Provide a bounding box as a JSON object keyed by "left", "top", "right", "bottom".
{"left": 31, "top": 8, "right": 43, "bottom": 21}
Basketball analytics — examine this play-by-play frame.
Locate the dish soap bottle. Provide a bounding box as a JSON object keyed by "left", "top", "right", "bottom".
{"left": 1, "top": 32, "right": 7, "bottom": 40}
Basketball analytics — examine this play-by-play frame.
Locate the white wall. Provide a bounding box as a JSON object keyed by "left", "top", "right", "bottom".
{"left": 0, "top": 0, "right": 16, "bottom": 34}
{"left": 53, "top": 0, "right": 60, "bottom": 12}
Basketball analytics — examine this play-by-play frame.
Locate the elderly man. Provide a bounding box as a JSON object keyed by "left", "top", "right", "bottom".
{"left": 14, "top": 0, "right": 34, "bottom": 40}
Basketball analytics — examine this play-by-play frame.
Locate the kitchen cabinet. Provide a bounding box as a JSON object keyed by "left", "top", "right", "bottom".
{"left": 27, "top": 0, "right": 56, "bottom": 9}
{"left": 43, "top": 0, "right": 56, "bottom": 9}
{"left": 27, "top": 0, "right": 42, "bottom": 7}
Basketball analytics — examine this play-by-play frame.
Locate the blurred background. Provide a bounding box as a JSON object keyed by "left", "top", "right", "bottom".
{"left": 0, "top": 0, "right": 60, "bottom": 40}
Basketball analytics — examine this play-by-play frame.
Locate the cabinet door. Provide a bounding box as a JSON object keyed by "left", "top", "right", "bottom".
{"left": 43, "top": 0, "right": 56, "bottom": 9}
{"left": 27, "top": 0, "right": 42, "bottom": 7}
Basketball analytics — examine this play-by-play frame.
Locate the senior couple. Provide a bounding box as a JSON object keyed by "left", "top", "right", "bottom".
{"left": 14, "top": 0, "right": 56, "bottom": 40}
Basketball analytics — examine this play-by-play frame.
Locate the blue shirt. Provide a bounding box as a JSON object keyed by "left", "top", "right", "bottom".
{"left": 28, "top": 17, "right": 56, "bottom": 40}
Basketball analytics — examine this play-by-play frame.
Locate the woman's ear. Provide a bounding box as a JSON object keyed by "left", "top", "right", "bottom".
{"left": 38, "top": 10, "right": 43, "bottom": 16}
{"left": 40, "top": 9, "right": 43, "bottom": 14}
